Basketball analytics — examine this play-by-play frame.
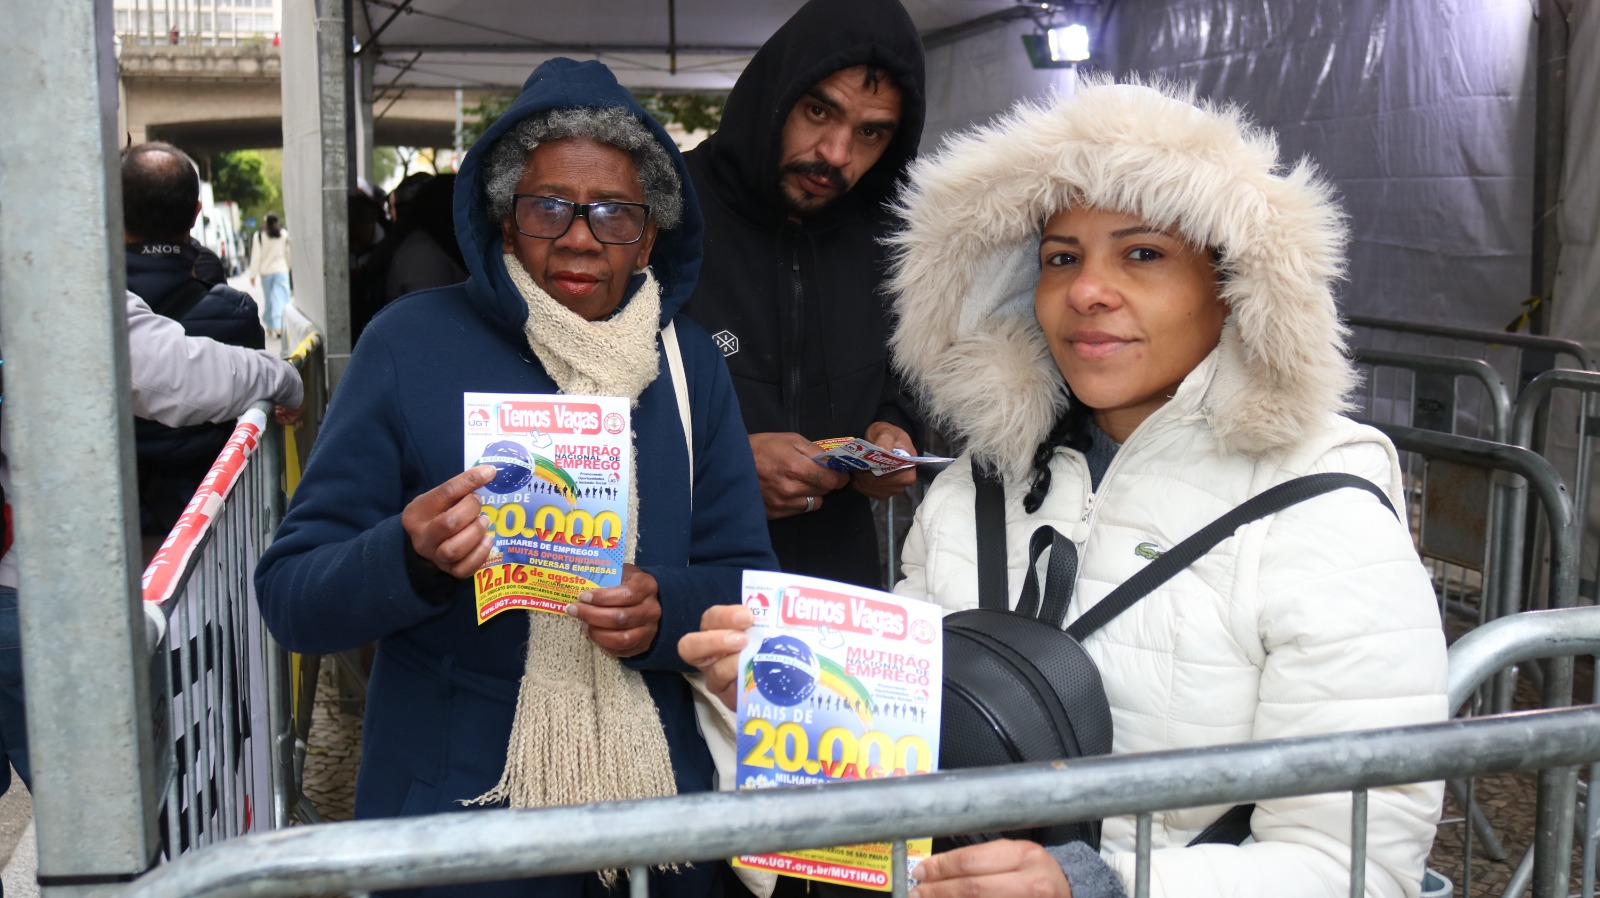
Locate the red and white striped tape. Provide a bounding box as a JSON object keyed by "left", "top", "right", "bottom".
{"left": 141, "top": 408, "right": 268, "bottom": 605}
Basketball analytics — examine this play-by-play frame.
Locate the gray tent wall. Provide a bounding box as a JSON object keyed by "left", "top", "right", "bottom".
{"left": 903, "top": 0, "right": 1548, "bottom": 334}
{"left": 1541, "top": 0, "right": 1598, "bottom": 583}
{"left": 1552, "top": 2, "right": 1597, "bottom": 348}
{"left": 922, "top": 20, "right": 1080, "bottom": 145}
{"left": 1100, "top": 0, "right": 1538, "bottom": 330}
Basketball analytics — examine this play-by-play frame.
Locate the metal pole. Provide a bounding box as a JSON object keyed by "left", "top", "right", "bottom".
{"left": 318, "top": 0, "right": 352, "bottom": 386}
{"left": 124, "top": 708, "right": 1600, "bottom": 898}
{"left": 0, "top": 0, "right": 162, "bottom": 894}
{"left": 1527, "top": 0, "right": 1568, "bottom": 337}
{"left": 454, "top": 87, "right": 464, "bottom": 154}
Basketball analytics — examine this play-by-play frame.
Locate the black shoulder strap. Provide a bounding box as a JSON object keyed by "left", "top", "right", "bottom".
{"left": 1018, "top": 526, "right": 1077, "bottom": 627}
{"left": 149, "top": 278, "right": 211, "bottom": 323}
{"left": 1064, "top": 472, "right": 1396, "bottom": 642}
{"left": 1187, "top": 802, "right": 1256, "bottom": 846}
{"left": 974, "top": 464, "right": 1009, "bottom": 612}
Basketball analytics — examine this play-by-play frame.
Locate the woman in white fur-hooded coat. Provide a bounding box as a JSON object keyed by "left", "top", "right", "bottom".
{"left": 888, "top": 80, "right": 1447, "bottom": 898}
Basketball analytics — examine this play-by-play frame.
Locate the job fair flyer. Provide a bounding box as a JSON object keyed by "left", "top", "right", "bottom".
{"left": 811, "top": 436, "right": 954, "bottom": 477}
{"left": 732, "top": 570, "right": 943, "bottom": 891}
{"left": 463, "top": 392, "right": 630, "bottom": 624}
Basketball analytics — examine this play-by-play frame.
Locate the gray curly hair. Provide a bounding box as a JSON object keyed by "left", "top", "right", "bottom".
{"left": 483, "top": 106, "right": 683, "bottom": 230}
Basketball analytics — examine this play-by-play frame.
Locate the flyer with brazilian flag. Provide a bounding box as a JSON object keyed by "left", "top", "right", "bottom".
{"left": 463, "top": 392, "right": 630, "bottom": 624}
{"left": 733, "top": 570, "right": 944, "bottom": 891}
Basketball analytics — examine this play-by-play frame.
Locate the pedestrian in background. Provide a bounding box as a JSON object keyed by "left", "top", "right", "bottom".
{"left": 250, "top": 211, "right": 292, "bottom": 338}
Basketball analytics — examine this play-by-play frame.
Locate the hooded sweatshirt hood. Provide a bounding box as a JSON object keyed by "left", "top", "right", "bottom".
{"left": 453, "top": 58, "right": 703, "bottom": 334}
{"left": 888, "top": 78, "right": 1354, "bottom": 484}
{"left": 692, "top": 0, "right": 926, "bottom": 228}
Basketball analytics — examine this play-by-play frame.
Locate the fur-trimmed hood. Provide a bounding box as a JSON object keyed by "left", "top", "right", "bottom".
{"left": 887, "top": 78, "right": 1353, "bottom": 482}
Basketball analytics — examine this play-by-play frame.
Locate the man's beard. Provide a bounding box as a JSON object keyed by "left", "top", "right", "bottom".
{"left": 778, "top": 159, "right": 850, "bottom": 217}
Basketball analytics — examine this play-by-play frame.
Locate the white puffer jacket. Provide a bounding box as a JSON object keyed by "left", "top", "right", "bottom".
{"left": 886, "top": 80, "right": 1447, "bottom": 898}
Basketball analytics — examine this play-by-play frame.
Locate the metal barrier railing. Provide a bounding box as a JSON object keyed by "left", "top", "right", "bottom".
{"left": 1346, "top": 316, "right": 1598, "bottom": 391}
{"left": 117, "top": 607, "right": 1600, "bottom": 898}
{"left": 1508, "top": 371, "right": 1600, "bottom": 898}
{"left": 1365, "top": 421, "right": 1576, "bottom": 660}
{"left": 136, "top": 333, "right": 327, "bottom": 858}
{"left": 1346, "top": 317, "right": 1595, "bottom": 491}
{"left": 140, "top": 403, "right": 286, "bottom": 853}
{"left": 1512, "top": 370, "right": 1600, "bottom": 613}
{"left": 1352, "top": 347, "right": 1513, "bottom": 442}
{"left": 276, "top": 333, "right": 334, "bottom": 827}
{"left": 1447, "top": 608, "right": 1600, "bottom": 897}
{"left": 1339, "top": 423, "right": 1579, "bottom": 894}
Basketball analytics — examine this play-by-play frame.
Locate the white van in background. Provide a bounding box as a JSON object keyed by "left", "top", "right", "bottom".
{"left": 190, "top": 182, "right": 246, "bottom": 276}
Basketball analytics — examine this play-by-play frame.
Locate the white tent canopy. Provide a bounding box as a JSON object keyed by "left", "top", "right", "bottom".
{"left": 352, "top": 0, "right": 1034, "bottom": 92}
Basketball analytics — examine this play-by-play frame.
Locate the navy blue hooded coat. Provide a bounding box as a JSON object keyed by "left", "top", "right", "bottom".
{"left": 255, "top": 60, "right": 775, "bottom": 897}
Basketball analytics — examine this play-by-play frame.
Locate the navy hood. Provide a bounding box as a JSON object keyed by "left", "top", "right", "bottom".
{"left": 453, "top": 58, "right": 704, "bottom": 333}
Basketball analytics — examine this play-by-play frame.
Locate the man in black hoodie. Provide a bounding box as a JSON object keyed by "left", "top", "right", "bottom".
{"left": 683, "top": 0, "right": 926, "bottom": 589}
{"left": 123, "top": 142, "right": 268, "bottom": 544}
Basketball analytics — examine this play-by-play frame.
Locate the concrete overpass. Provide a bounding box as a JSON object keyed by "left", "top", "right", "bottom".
{"left": 118, "top": 42, "right": 484, "bottom": 157}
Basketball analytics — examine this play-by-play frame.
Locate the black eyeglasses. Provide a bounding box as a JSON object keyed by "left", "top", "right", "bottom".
{"left": 511, "top": 194, "right": 652, "bottom": 245}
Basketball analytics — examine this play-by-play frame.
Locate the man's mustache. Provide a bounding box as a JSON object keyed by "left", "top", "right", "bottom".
{"left": 782, "top": 160, "right": 849, "bottom": 193}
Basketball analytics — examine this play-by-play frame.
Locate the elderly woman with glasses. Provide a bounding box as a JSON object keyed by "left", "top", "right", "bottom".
{"left": 256, "top": 58, "right": 776, "bottom": 898}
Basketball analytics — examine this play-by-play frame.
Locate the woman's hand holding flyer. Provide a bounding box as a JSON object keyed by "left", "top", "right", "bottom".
{"left": 731, "top": 571, "right": 944, "bottom": 892}
{"left": 463, "top": 392, "right": 633, "bottom": 624}
{"left": 565, "top": 564, "right": 662, "bottom": 657}
{"left": 402, "top": 464, "right": 499, "bottom": 579}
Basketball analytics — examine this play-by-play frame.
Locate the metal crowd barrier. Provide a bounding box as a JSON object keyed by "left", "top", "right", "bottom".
{"left": 114, "top": 607, "right": 1600, "bottom": 898}
{"left": 1365, "top": 421, "right": 1576, "bottom": 649}
{"left": 275, "top": 333, "right": 338, "bottom": 826}
{"left": 1347, "top": 317, "right": 1596, "bottom": 497}
{"left": 1371, "top": 424, "right": 1577, "bottom": 698}
{"left": 139, "top": 403, "right": 289, "bottom": 854}
{"left": 1346, "top": 315, "right": 1597, "bottom": 393}
{"left": 1352, "top": 347, "right": 1513, "bottom": 442}
{"left": 1506, "top": 371, "right": 1600, "bottom": 898}
{"left": 1359, "top": 423, "right": 1579, "bottom": 893}
{"left": 1448, "top": 607, "right": 1600, "bottom": 898}
{"left": 137, "top": 333, "right": 327, "bottom": 858}
{"left": 1511, "top": 370, "right": 1600, "bottom": 611}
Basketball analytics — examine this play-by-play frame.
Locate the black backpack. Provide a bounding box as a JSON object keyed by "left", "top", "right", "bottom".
{"left": 939, "top": 468, "right": 1395, "bottom": 850}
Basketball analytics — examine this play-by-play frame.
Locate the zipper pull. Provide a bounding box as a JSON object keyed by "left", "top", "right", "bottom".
{"left": 1070, "top": 497, "right": 1093, "bottom": 543}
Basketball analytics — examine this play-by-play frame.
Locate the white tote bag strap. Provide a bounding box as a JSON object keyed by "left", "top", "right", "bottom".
{"left": 665, "top": 321, "right": 774, "bottom": 896}
{"left": 662, "top": 320, "right": 693, "bottom": 487}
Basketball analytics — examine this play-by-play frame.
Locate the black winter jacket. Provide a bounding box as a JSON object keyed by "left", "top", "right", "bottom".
{"left": 681, "top": 0, "right": 926, "bottom": 588}
{"left": 127, "top": 240, "right": 266, "bottom": 534}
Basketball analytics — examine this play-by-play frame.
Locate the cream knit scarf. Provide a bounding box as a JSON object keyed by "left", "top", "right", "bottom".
{"left": 474, "top": 254, "right": 678, "bottom": 830}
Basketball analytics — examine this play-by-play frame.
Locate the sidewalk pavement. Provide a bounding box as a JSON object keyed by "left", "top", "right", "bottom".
{"left": 0, "top": 769, "right": 36, "bottom": 898}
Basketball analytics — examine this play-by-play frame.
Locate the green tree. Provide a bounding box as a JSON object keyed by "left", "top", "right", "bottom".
{"left": 373, "top": 146, "right": 403, "bottom": 188}
{"left": 457, "top": 91, "right": 724, "bottom": 149}
{"left": 460, "top": 95, "right": 515, "bottom": 147}
{"left": 635, "top": 92, "right": 724, "bottom": 134}
{"left": 209, "top": 149, "right": 282, "bottom": 225}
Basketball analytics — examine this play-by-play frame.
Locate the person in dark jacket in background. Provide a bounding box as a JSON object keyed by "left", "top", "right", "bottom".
{"left": 254, "top": 58, "right": 775, "bottom": 898}
{"left": 682, "top": 0, "right": 927, "bottom": 589}
{"left": 122, "top": 141, "right": 267, "bottom": 544}
{"left": 384, "top": 173, "right": 469, "bottom": 303}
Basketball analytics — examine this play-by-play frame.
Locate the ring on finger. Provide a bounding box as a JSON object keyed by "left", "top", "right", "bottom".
{"left": 804, "top": 495, "right": 816, "bottom": 513}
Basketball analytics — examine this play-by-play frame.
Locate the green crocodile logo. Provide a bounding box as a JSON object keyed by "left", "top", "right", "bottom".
{"left": 1134, "top": 542, "right": 1164, "bottom": 560}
